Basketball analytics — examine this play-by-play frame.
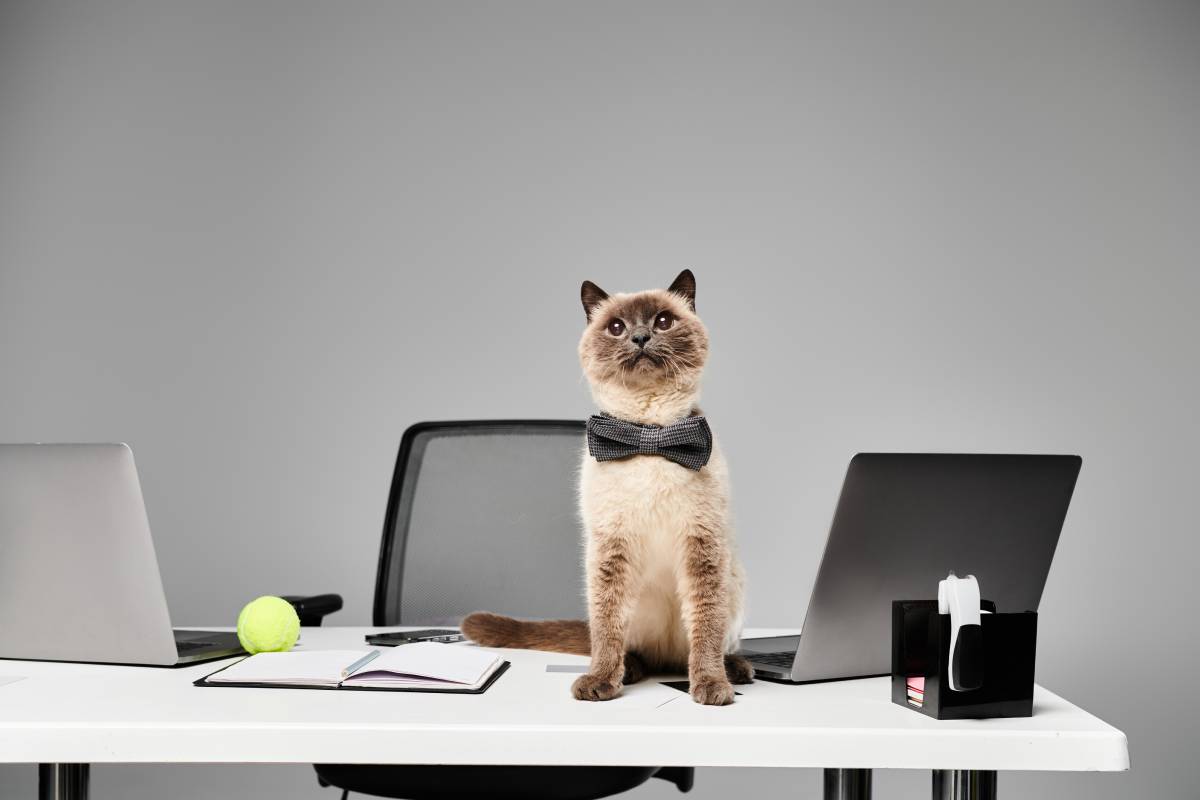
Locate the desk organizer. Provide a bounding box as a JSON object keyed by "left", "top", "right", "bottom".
{"left": 891, "top": 599, "right": 1036, "bottom": 719}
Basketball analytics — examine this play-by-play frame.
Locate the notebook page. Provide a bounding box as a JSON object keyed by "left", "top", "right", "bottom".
{"left": 345, "top": 642, "right": 500, "bottom": 685}
{"left": 208, "top": 650, "right": 367, "bottom": 686}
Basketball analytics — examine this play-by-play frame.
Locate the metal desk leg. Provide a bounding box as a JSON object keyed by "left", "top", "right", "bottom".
{"left": 38, "top": 764, "right": 89, "bottom": 800}
{"left": 824, "top": 768, "right": 872, "bottom": 799}
{"left": 932, "top": 769, "right": 997, "bottom": 799}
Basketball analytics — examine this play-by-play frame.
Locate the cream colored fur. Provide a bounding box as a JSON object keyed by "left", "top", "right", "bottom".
{"left": 580, "top": 443, "right": 746, "bottom": 664}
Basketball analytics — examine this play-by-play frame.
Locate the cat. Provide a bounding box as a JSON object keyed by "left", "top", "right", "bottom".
{"left": 462, "top": 270, "right": 752, "bottom": 705}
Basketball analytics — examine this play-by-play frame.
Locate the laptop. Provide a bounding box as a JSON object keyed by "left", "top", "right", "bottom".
{"left": 0, "top": 443, "right": 244, "bottom": 666}
{"left": 740, "top": 453, "right": 1081, "bottom": 683}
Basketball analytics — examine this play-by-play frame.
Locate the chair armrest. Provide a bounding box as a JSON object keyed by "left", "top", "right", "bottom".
{"left": 280, "top": 594, "right": 344, "bottom": 626}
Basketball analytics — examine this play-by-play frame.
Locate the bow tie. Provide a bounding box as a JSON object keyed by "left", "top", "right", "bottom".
{"left": 586, "top": 413, "right": 713, "bottom": 471}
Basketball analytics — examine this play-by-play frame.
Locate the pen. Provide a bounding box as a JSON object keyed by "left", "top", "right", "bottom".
{"left": 342, "top": 650, "right": 381, "bottom": 679}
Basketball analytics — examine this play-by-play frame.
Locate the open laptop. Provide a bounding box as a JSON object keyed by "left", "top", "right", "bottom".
{"left": 0, "top": 443, "right": 244, "bottom": 666}
{"left": 740, "top": 453, "right": 1081, "bottom": 683}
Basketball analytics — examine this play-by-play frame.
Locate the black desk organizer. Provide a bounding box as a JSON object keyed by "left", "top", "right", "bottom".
{"left": 891, "top": 599, "right": 1037, "bottom": 719}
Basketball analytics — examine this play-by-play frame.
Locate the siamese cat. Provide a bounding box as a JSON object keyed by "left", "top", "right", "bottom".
{"left": 463, "top": 270, "right": 751, "bottom": 705}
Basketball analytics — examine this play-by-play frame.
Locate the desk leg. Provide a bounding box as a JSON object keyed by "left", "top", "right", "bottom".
{"left": 38, "top": 764, "right": 89, "bottom": 800}
{"left": 932, "top": 769, "right": 997, "bottom": 799}
{"left": 824, "top": 768, "right": 872, "bottom": 799}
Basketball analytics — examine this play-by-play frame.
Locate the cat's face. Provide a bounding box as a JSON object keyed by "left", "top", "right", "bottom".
{"left": 578, "top": 270, "right": 709, "bottom": 388}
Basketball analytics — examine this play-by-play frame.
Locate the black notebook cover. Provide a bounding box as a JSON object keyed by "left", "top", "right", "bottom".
{"left": 194, "top": 657, "right": 510, "bottom": 695}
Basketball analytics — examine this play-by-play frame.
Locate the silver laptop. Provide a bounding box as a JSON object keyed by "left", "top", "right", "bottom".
{"left": 740, "top": 453, "right": 1081, "bottom": 683}
{"left": 0, "top": 443, "right": 244, "bottom": 666}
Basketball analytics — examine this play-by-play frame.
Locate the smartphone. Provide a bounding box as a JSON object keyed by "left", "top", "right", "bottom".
{"left": 364, "top": 629, "right": 466, "bottom": 646}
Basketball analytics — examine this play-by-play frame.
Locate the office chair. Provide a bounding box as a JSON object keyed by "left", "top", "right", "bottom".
{"left": 294, "top": 420, "right": 694, "bottom": 800}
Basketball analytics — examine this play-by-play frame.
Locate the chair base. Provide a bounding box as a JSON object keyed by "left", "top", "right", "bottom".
{"left": 314, "top": 764, "right": 670, "bottom": 800}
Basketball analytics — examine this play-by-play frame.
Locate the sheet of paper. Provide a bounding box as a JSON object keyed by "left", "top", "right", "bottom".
{"left": 0, "top": 676, "right": 26, "bottom": 688}
{"left": 544, "top": 672, "right": 683, "bottom": 710}
{"left": 659, "top": 680, "right": 743, "bottom": 696}
{"left": 617, "top": 682, "right": 684, "bottom": 709}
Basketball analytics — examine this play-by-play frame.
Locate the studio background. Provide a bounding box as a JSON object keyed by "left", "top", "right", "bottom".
{"left": 1, "top": 2, "right": 1196, "bottom": 798}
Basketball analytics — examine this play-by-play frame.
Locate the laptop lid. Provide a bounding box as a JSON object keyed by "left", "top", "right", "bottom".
{"left": 789, "top": 453, "right": 1081, "bottom": 683}
{"left": 0, "top": 443, "right": 180, "bottom": 665}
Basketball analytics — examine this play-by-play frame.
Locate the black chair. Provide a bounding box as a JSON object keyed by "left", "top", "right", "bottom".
{"left": 291, "top": 420, "right": 694, "bottom": 800}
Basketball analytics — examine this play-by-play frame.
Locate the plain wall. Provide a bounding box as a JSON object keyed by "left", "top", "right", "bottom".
{"left": 2, "top": 1, "right": 1197, "bottom": 798}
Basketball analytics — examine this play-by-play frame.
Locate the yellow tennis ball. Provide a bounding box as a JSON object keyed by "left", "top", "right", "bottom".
{"left": 236, "top": 596, "right": 300, "bottom": 654}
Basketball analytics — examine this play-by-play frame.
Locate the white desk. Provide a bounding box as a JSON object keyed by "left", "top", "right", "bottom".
{"left": 0, "top": 627, "right": 1128, "bottom": 800}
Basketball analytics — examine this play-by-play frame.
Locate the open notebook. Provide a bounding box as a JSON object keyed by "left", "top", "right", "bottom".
{"left": 196, "top": 643, "right": 509, "bottom": 694}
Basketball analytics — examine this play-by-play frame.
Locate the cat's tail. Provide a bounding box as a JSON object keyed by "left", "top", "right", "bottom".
{"left": 460, "top": 611, "right": 590, "bottom": 655}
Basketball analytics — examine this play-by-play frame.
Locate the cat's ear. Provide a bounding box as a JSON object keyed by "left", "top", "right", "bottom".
{"left": 668, "top": 269, "right": 696, "bottom": 310}
{"left": 581, "top": 280, "right": 610, "bottom": 321}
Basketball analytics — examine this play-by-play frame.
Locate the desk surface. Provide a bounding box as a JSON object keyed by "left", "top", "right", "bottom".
{"left": 0, "top": 627, "right": 1128, "bottom": 771}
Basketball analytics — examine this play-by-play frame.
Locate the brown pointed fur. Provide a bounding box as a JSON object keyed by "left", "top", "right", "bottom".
{"left": 460, "top": 613, "right": 590, "bottom": 655}
{"left": 462, "top": 270, "right": 752, "bottom": 705}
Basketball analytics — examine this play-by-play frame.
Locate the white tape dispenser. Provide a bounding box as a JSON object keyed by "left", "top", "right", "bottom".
{"left": 937, "top": 572, "right": 984, "bottom": 691}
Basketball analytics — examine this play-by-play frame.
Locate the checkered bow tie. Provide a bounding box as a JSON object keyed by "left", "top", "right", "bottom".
{"left": 585, "top": 413, "right": 713, "bottom": 471}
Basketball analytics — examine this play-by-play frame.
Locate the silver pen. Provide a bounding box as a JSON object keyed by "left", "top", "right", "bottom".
{"left": 342, "top": 649, "right": 381, "bottom": 679}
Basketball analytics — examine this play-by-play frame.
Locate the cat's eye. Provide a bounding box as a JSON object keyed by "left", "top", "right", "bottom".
{"left": 606, "top": 319, "right": 626, "bottom": 336}
{"left": 654, "top": 311, "right": 674, "bottom": 331}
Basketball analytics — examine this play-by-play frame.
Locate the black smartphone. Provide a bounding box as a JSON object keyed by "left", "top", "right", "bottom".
{"left": 364, "top": 629, "right": 466, "bottom": 646}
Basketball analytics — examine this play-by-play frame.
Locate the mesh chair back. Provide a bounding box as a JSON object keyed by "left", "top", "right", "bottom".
{"left": 374, "top": 421, "right": 588, "bottom": 626}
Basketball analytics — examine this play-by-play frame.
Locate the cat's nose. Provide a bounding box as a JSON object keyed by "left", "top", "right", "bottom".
{"left": 631, "top": 331, "right": 651, "bottom": 348}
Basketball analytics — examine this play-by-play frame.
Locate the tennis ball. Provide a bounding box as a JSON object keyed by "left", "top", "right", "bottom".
{"left": 236, "top": 595, "right": 300, "bottom": 654}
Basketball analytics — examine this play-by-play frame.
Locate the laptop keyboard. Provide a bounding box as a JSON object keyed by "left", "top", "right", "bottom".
{"left": 746, "top": 651, "right": 795, "bottom": 667}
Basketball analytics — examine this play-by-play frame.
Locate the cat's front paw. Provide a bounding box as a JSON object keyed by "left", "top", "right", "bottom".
{"left": 690, "top": 675, "right": 736, "bottom": 706}
{"left": 572, "top": 672, "right": 622, "bottom": 701}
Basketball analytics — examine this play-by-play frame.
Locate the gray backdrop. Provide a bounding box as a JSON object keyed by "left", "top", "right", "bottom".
{"left": 2, "top": 1, "right": 1197, "bottom": 798}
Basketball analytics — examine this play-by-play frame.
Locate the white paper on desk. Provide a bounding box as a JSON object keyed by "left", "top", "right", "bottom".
{"left": 546, "top": 674, "right": 682, "bottom": 710}
{"left": 655, "top": 683, "right": 756, "bottom": 712}
{"left": 617, "top": 682, "right": 683, "bottom": 709}
{"left": 0, "top": 676, "right": 26, "bottom": 688}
